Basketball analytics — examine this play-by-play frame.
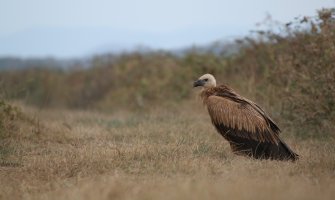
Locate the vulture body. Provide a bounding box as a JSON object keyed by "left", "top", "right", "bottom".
{"left": 193, "top": 74, "right": 298, "bottom": 161}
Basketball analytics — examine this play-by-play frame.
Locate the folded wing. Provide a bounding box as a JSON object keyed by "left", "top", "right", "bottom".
{"left": 206, "top": 95, "right": 280, "bottom": 144}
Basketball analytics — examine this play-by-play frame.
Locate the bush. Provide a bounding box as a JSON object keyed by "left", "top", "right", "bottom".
{"left": 0, "top": 8, "right": 334, "bottom": 138}
{"left": 228, "top": 8, "right": 335, "bottom": 138}
{"left": 0, "top": 100, "right": 22, "bottom": 138}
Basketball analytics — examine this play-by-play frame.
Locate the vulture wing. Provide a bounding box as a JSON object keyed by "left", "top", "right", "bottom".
{"left": 206, "top": 95, "right": 279, "bottom": 144}
{"left": 206, "top": 95, "right": 299, "bottom": 160}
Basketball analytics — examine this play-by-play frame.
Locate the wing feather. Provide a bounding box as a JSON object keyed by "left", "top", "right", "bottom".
{"left": 206, "top": 95, "right": 279, "bottom": 144}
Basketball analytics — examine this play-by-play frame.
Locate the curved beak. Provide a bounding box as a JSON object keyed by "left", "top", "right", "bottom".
{"left": 193, "top": 79, "right": 204, "bottom": 87}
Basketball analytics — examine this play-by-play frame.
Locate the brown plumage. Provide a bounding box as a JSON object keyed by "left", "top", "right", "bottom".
{"left": 194, "top": 74, "right": 299, "bottom": 161}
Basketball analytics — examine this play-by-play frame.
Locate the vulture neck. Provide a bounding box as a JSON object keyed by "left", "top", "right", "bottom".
{"left": 200, "top": 86, "right": 217, "bottom": 104}
{"left": 200, "top": 84, "right": 234, "bottom": 104}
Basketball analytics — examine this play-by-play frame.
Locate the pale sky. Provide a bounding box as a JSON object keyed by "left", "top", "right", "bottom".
{"left": 0, "top": 0, "right": 334, "bottom": 58}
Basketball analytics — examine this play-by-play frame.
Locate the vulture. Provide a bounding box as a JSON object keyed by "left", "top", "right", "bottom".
{"left": 193, "top": 74, "right": 298, "bottom": 161}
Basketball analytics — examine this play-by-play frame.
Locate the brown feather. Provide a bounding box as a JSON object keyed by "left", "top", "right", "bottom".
{"left": 198, "top": 83, "right": 298, "bottom": 161}
{"left": 202, "top": 86, "right": 279, "bottom": 144}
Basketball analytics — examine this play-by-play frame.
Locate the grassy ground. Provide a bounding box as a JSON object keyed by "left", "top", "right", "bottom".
{"left": 0, "top": 102, "right": 334, "bottom": 200}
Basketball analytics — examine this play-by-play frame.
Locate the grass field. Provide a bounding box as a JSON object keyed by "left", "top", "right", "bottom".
{"left": 1, "top": 102, "right": 334, "bottom": 200}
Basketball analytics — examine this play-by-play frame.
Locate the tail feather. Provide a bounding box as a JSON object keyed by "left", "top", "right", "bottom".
{"left": 277, "top": 138, "right": 299, "bottom": 161}
{"left": 227, "top": 135, "right": 299, "bottom": 161}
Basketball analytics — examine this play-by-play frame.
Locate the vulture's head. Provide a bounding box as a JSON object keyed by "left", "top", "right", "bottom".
{"left": 193, "top": 74, "right": 217, "bottom": 88}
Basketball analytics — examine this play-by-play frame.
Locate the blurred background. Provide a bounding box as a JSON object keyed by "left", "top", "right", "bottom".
{"left": 0, "top": 0, "right": 335, "bottom": 138}
{"left": 0, "top": 0, "right": 334, "bottom": 57}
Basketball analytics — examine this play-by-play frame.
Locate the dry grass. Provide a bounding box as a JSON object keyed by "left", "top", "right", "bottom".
{"left": 0, "top": 102, "right": 334, "bottom": 200}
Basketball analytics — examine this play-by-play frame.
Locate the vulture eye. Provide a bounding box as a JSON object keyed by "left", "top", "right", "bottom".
{"left": 204, "top": 78, "right": 208, "bottom": 81}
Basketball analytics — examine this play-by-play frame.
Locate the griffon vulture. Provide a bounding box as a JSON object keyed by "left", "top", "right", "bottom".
{"left": 193, "top": 74, "right": 298, "bottom": 161}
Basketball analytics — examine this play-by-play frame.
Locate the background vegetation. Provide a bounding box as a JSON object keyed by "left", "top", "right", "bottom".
{"left": 1, "top": 9, "right": 334, "bottom": 138}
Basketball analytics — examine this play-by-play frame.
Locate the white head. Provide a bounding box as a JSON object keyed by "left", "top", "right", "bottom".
{"left": 193, "top": 74, "right": 217, "bottom": 88}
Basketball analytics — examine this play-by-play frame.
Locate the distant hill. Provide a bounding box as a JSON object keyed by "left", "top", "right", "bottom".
{"left": 0, "top": 40, "right": 242, "bottom": 70}
{"left": 0, "top": 57, "right": 91, "bottom": 70}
